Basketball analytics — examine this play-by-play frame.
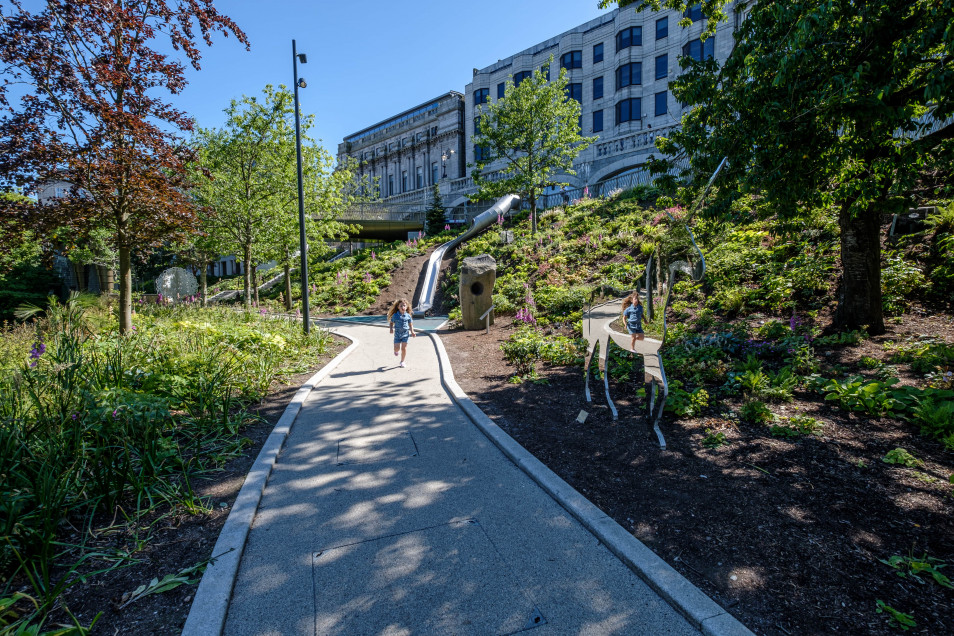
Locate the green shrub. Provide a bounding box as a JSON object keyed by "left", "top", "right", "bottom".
{"left": 500, "top": 326, "right": 545, "bottom": 377}
{"left": 666, "top": 381, "right": 708, "bottom": 417}
{"left": 882, "top": 252, "right": 926, "bottom": 315}
{"left": 770, "top": 414, "right": 823, "bottom": 438}
{"left": 882, "top": 447, "right": 922, "bottom": 468}
{"left": 822, "top": 376, "right": 900, "bottom": 415}
{"left": 740, "top": 400, "right": 774, "bottom": 424}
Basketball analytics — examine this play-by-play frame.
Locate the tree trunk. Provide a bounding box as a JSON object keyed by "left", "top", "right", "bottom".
{"left": 284, "top": 262, "right": 293, "bottom": 311}
{"left": 199, "top": 262, "right": 208, "bottom": 307}
{"left": 253, "top": 265, "right": 260, "bottom": 306}
{"left": 529, "top": 190, "right": 537, "bottom": 235}
{"left": 834, "top": 205, "right": 885, "bottom": 335}
{"left": 118, "top": 244, "right": 132, "bottom": 334}
{"left": 243, "top": 247, "right": 252, "bottom": 309}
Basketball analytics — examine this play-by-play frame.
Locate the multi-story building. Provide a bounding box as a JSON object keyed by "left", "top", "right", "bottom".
{"left": 337, "top": 91, "right": 465, "bottom": 205}
{"left": 461, "top": 3, "right": 742, "bottom": 205}
{"left": 337, "top": 3, "right": 744, "bottom": 215}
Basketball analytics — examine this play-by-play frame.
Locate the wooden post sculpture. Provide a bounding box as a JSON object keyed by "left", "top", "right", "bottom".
{"left": 582, "top": 157, "right": 727, "bottom": 448}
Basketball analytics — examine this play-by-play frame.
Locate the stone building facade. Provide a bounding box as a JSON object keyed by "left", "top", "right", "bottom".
{"left": 461, "top": 2, "right": 743, "bottom": 204}
{"left": 337, "top": 91, "right": 465, "bottom": 205}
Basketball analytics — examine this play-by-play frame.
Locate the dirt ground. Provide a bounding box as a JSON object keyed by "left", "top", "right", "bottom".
{"left": 437, "top": 312, "right": 954, "bottom": 636}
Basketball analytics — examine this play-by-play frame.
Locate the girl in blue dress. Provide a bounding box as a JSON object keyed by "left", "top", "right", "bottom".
{"left": 388, "top": 298, "right": 416, "bottom": 367}
{"left": 622, "top": 291, "right": 644, "bottom": 350}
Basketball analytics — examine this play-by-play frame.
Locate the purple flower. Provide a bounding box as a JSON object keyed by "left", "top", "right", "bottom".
{"left": 72, "top": 414, "right": 77, "bottom": 420}
{"left": 259, "top": 308, "right": 267, "bottom": 315}
{"left": 371, "top": 251, "right": 376, "bottom": 260}
{"left": 444, "top": 224, "right": 450, "bottom": 231}
{"left": 112, "top": 410, "right": 119, "bottom": 418}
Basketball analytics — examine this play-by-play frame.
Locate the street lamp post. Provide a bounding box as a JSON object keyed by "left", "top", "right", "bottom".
{"left": 441, "top": 148, "right": 455, "bottom": 179}
{"left": 293, "top": 39, "right": 309, "bottom": 335}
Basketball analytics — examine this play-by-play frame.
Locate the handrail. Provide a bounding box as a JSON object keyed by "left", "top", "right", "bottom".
{"left": 412, "top": 194, "right": 519, "bottom": 316}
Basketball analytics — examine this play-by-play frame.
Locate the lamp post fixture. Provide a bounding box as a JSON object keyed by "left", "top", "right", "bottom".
{"left": 441, "top": 148, "right": 455, "bottom": 179}
{"left": 293, "top": 39, "right": 309, "bottom": 334}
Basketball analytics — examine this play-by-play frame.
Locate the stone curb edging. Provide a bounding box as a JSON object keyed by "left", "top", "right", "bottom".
{"left": 427, "top": 333, "right": 755, "bottom": 636}
{"left": 180, "top": 332, "right": 359, "bottom": 636}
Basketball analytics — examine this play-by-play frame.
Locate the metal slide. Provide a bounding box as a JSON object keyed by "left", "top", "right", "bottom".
{"left": 413, "top": 194, "right": 519, "bottom": 316}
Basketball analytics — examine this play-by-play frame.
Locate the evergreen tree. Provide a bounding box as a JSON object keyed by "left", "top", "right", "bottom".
{"left": 426, "top": 184, "right": 446, "bottom": 235}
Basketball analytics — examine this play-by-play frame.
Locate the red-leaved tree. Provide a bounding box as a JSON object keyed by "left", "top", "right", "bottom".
{"left": 0, "top": 0, "right": 247, "bottom": 332}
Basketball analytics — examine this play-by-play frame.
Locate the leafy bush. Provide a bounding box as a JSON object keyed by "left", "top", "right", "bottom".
{"left": 882, "top": 447, "right": 922, "bottom": 468}
{"left": 770, "top": 414, "right": 823, "bottom": 438}
{"left": 740, "top": 400, "right": 774, "bottom": 424}
{"left": 666, "top": 381, "right": 708, "bottom": 417}
{"left": 881, "top": 251, "right": 926, "bottom": 315}
{"left": 500, "top": 326, "right": 545, "bottom": 377}
{"left": 822, "top": 376, "right": 900, "bottom": 415}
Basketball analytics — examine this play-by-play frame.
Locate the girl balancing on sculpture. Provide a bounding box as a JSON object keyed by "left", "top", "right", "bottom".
{"left": 387, "top": 298, "right": 416, "bottom": 367}
{"left": 621, "top": 291, "right": 644, "bottom": 351}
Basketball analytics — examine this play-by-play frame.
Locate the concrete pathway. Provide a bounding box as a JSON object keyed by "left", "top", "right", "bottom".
{"left": 188, "top": 321, "right": 752, "bottom": 636}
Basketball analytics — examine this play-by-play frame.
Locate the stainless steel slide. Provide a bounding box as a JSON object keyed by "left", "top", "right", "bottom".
{"left": 412, "top": 194, "right": 519, "bottom": 316}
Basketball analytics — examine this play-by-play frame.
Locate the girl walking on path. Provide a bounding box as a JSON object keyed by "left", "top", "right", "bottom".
{"left": 388, "top": 298, "right": 416, "bottom": 367}
{"left": 622, "top": 291, "right": 644, "bottom": 351}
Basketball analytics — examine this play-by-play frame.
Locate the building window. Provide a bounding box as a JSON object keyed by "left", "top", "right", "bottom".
{"left": 474, "top": 144, "right": 488, "bottom": 162}
{"left": 402, "top": 171, "right": 408, "bottom": 192}
{"left": 513, "top": 70, "right": 532, "bottom": 87}
{"left": 388, "top": 175, "right": 394, "bottom": 196}
{"left": 656, "top": 17, "right": 668, "bottom": 40}
{"left": 655, "top": 91, "right": 667, "bottom": 116}
{"left": 684, "top": 3, "right": 703, "bottom": 22}
{"left": 593, "top": 76, "right": 604, "bottom": 100}
{"left": 432, "top": 161, "right": 439, "bottom": 184}
{"left": 682, "top": 37, "right": 715, "bottom": 61}
{"left": 474, "top": 88, "right": 489, "bottom": 105}
{"left": 593, "top": 109, "right": 603, "bottom": 132}
{"left": 565, "top": 83, "right": 582, "bottom": 103}
{"left": 615, "top": 62, "right": 642, "bottom": 90}
{"left": 497, "top": 82, "right": 506, "bottom": 99}
{"left": 615, "top": 26, "right": 641, "bottom": 52}
{"left": 655, "top": 54, "right": 668, "bottom": 80}
{"left": 593, "top": 42, "right": 604, "bottom": 63}
{"left": 541, "top": 64, "right": 550, "bottom": 81}
{"left": 560, "top": 50, "right": 582, "bottom": 69}
{"left": 615, "top": 97, "right": 641, "bottom": 125}
{"left": 416, "top": 166, "right": 423, "bottom": 189}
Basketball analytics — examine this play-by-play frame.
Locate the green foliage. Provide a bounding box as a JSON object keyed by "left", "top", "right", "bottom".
{"left": 500, "top": 326, "right": 545, "bottom": 377}
{"left": 888, "top": 339, "right": 954, "bottom": 376}
{"left": 701, "top": 428, "right": 728, "bottom": 448}
{"left": 739, "top": 400, "right": 774, "bottom": 425}
{"left": 0, "top": 230, "right": 62, "bottom": 323}
{"left": 875, "top": 600, "right": 916, "bottom": 631}
{"left": 471, "top": 56, "right": 593, "bottom": 233}
{"left": 814, "top": 331, "right": 866, "bottom": 347}
{"left": 770, "top": 414, "right": 823, "bottom": 438}
{"left": 912, "top": 398, "right": 954, "bottom": 450}
{"left": 425, "top": 184, "right": 447, "bottom": 236}
{"left": 879, "top": 553, "right": 953, "bottom": 589}
{"left": 666, "top": 381, "right": 708, "bottom": 417}
{"left": 882, "top": 448, "right": 922, "bottom": 468}
{"left": 881, "top": 252, "right": 926, "bottom": 315}
{"left": 822, "top": 376, "right": 900, "bottom": 415}
{"left": 0, "top": 298, "right": 332, "bottom": 622}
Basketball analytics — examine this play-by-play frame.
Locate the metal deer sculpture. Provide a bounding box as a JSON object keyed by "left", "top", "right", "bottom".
{"left": 582, "top": 157, "right": 727, "bottom": 448}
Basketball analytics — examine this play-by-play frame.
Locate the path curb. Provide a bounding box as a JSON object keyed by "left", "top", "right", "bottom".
{"left": 181, "top": 332, "right": 359, "bottom": 636}
{"left": 428, "top": 333, "right": 754, "bottom": 636}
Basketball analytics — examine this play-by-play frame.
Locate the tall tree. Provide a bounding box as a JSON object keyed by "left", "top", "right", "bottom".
{"left": 602, "top": 0, "right": 954, "bottom": 334}
{"left": 192, "top": 85, "right": 358, "bottom": 311}
{"left": 0, "top": 0, "right": 247, "bottom": 333}
{"left": 471, "top": 58, "right": 593, "bottom": 234}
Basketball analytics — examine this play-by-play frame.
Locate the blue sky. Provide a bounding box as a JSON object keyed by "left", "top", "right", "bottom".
{"left": 177, "top": 1, "right": 612, "bottom": 157}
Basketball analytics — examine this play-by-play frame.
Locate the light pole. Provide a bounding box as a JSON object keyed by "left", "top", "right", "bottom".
{"left": 441, "top": 148, "right": 455, "bottom": 178}
{"left": 293, "top": 39, "right": 309, "bottom": 335}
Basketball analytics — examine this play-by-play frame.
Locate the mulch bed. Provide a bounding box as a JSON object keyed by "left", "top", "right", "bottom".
{"left": 438, "top": 314, "right": 954, "bottom": 636}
